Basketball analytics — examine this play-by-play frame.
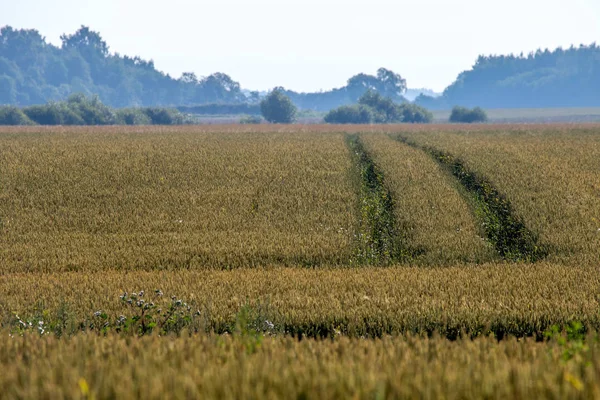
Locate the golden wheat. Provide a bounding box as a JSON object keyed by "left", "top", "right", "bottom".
{"left": 360, "top": 133, "right": 498, "bottom": 264}
{"left": 0, "top": 128, "right": 355, "bottom": 272}
{"left": 399, "top": 126, "right": 600, "bottom": 264}
{"left": 2, "top": 333, "right": 600, "bottom": 399}
{"left": 2, "top": 264, "right": 599, "bottom": 337}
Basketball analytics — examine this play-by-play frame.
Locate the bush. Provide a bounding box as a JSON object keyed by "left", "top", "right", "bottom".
{"left": 449, "top": 106, "right": 488, "bottom": 123}
{"left": 23, "top": 104, "right": 65, "bottom": 125}
{"left": 66, "top": 93, "right": 116, "bottom": 125}
{"left": 115, "top": 109, "right": 152, "bottom": 125}
{"left": 0, "top": 106, "right": 35, "bottom": 125}
{"left": 142, "top": 108, "right": 186, "bottom": 125}
{"left": 398, "top": 103, "right": 434, "bottom": 123}
{"left": 324, "top": 91, "right": 433, "bottom": 124}
{"left": 260, "top": 89, "right": 297, "bottom": 123}
{"left": 358, "top": 91, "right": 402, "bottom": 123}
{"left": 324, "top": 105, "right": 373, "bottom": 124}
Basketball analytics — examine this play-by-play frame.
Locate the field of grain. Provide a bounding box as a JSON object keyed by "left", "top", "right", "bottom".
{"left": 4, "top": 333, "right": 600, "bottom": 399}
{"left": 2, "top": 124, "right": 599, "bottom": 399}
{"left": 0, "top": 127, "right": 355, "bottom": 272}
{"left": 399, "top": 126, "right": 600, "bottom": 264}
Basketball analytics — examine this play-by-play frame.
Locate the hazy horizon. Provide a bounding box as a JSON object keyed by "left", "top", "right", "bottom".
{"left": 2, "top": 0, "right": 599, "bottom": 93}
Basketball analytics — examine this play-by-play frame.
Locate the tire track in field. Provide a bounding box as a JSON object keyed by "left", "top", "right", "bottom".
{"left": 395, "top": 135, "right": 547, "bottom": 262}
{"left": 345, "top": 134, "right": 415, "bottom": 265}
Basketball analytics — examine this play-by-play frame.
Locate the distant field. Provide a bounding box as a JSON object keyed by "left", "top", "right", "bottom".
{"left": 2, "top": 124, "right": 600, "bottom": 398}
{"left": 433, "top": 107, "right": 600, "bottom": 123}
{"left": 189, "top": 106, "right": 600, "bottom": 124}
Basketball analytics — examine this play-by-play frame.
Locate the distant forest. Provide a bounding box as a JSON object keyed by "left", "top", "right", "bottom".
{"left": 1, "top": 25, "right": 599, "bottom": 110}
{"left": 418, "top": 44, "right": 600, "bottom": 109}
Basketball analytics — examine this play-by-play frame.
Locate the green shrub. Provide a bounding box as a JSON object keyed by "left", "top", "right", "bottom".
{"left": 115, "top": 109, "right": 152, "bottom": 125}
{"left": 324, "top": 105, "right": 373, "bottom": 124}
{"left": 325, "top": 91, "right": 433, "bottom": 124}
{"left": 142, "top": 108, "right": 186, "bottom": 125}
{"left": 358, "top": 91, "right": 402, "bottom": 123}
{"left": 23, "top": 104, "right": 64, "bottom": 125}
{"left": 398, "top": 103, "right": 434, "bottom": 123}
{"left": 260, "top": 89, "right": 297, "bottom": 123}
{"left": 0, "top": 106, "right": 36, "bottom": 125}
{"left": 66, "top": 93, "right": 116, "bottom": 125}
{"left": 449, "top": 106, "right": 488, "bottom": 123}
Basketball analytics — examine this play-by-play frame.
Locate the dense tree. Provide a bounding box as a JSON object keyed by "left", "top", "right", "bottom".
{"left": 260, "top": 89, "right": 297, "bottom": 123}
{"left": 449, "top": 106, "right": 487, "bottom": 123}
{"left": 324, "top": 91, "right": 432, "bottom": 124}
{"left": 323, "top": 104, "right": 373, "bottom": 124}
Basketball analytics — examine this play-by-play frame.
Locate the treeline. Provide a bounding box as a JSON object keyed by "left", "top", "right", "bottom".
{"left": 3, "top": 25, "right": 599, "bottom": 111}
{"left": 0, "top": 25, "right": 409, "bottom": 111}
{"left": 417, "top": 44, "right": 600, "bottom": 109}
{"left": 0, "top": 94, "right": 191, "bottom": 125}
{"left": 0, "top": 26, "right": 248, "bottom": 107}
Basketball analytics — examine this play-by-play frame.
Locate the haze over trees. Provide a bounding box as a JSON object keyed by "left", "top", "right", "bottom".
{"left": 0, "top": 26, "right": 246, "bottom": 107}
{"left": 417, "top": 44, "right": 600, "bottom": 109}
{"left": 1, "top": 25, "right": 599, "bottom": 110}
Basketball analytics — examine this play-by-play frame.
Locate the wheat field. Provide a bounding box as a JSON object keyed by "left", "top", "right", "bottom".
{"left": 2, "top": 124, "right": 600, "bottom": 399}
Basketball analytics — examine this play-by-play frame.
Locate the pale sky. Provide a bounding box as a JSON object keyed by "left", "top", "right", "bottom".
{"left": 1, "top": 0, "right": 599, "bottom": 92}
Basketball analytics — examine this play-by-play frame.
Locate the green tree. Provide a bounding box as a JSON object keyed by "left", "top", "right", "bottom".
{"left": 324, "top": 104, "right": 373, "bottom": 124}
{"left": 260, "top": 89, "right": 297, "bottom": 123}
{"left": 449, "top": 106, "right": 488, "bottom": 123}
{"left": 0, "top": 74, "right": 17, "bottom": 104}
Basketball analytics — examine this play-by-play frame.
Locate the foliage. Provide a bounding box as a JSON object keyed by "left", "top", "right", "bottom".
{"left": 398, "top": 102, "right": 434, "bottom": 123}
{"left": 0, "top": 25, "right": 415, "bottom": 112}
{"left": 0, "top": 25, "right": 247, "bottom": 107}
{"left": 0, "top": 94, "right": 191, "bottom": 125}
{"left": 544, "top": 321, "right": 588, "bottom": 362}
{"left": 89, "top": 290, "right": 197, "bottom": 336}
{"left": 260, "top": 89, "right": 297, "bottom": 123}
{"left": 324, "top": 91, "right": 432, "bottom": 124}
{"left": 115, "top": 108, "right": 153, "bottom": 125}
{"left": 434, "top": 44, "right": 600, "bottom": 109}
{"left": 323, "top": 104, "right": 373, "bottom": 124}
{"left": 283, "top": 68, "right": 408, "bottom": 111}
{"left": 0, "top": 105, "right": 35, "bottom": 125}
{"left": 449, "top": 106, "right": 488, "bottom": 123}
{"left": 141, "top": 107, "right": 187, "bottom": 125}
